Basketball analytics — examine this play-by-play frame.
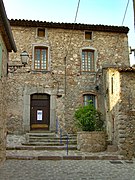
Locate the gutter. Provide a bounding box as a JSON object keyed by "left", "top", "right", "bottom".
{"left": 0, "top": 0, "right": 17, "bottom": 52}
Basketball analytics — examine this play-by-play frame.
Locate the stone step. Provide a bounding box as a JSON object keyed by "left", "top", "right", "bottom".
{"left": 22, "top": 142, "right": 77, "bottom": 146}
{"left": 28, "top": 138, "right": 77, "bottom": 144}
{"left": 28, "top": 134, "right": 77, "bottom": 139}
{"left": 26, "top": 132, "right": 56, "bottom": 138}
{"left": 26, "top": 132, "right": 77, "bottom": 147}
{"left": 7, "top": 145, "right": 77, "bottom": 150}
{"left": 6, "top": 154, "right": 124, "bottom": 161}
{"left": 107, "top": 145, "right": 118, "bottom": 152}
{"left": 29, "top": 134, "right": 76, "bottom": 137}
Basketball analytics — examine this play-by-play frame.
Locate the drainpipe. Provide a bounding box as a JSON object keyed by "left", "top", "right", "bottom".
{"left": 64, "top": 57, "right": 67, "bottom": 95}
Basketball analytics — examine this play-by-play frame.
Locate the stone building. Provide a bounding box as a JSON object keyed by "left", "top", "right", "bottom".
{"left": 103, "top": 66, "right": 135, "bottom": 158}
{"left": 7, "top": 19, "right": 135, "bottom": 158}
{"left": 0, "top": 0, "right": 17, "bottom": 163}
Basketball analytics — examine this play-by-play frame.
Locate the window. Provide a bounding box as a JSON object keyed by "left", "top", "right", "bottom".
{"left": 82, "top": 49, "right": 95, "bottom": 72}
{"left": 37, "top": 28, "right": 45, "bottom": 37}
{"left": 34, "top": 46, "right": 48, "bottom": 70}
{"left": 85, "top": 31, "right": 92, "bottom": 40}
{"left": 111, "top": 76, "right": 114, "bottom": 94}
{"left": 83, "top": 94, "right": 96, "bottom": 108}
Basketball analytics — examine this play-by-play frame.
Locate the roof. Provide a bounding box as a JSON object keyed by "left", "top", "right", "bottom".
{"left": 118, "top": 66, "right": 135, "bottom": 72}
{"left": 9, "top": 19, "right": 129, "bottom": 34}
{"left": 103, "top": 65, "right": 135, "bottom": 72}
{"left": 0, "top": 0, "right": 17, "bottom": 52}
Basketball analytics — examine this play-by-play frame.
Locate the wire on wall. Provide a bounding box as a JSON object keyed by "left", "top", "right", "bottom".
{"left": 109, "top": 0, "right": 130, "bottom": 67}
{"left": 65, "top": 0, "right": 81, "bottom": 58}
{"left": 122, "top": 0, "right": 130, "bottom": 25}
{"left": 64, "top": 0, "right": 81, "bottom": 95}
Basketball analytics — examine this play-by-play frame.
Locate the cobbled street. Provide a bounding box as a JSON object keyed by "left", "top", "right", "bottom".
{"left": 0, "top": 160, "right": 135, "bottom": 180}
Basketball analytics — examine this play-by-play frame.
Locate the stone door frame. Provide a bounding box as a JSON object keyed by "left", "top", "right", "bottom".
{"left": 23, "top": 85, "right": 56, "bottom": 133}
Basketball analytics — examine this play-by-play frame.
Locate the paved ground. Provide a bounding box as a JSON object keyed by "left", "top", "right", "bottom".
{"left": 3, "top": 134, "right": 135, "bottom": 179}
{"left": 0, "top": 159, "right": 135, "bottom": 180}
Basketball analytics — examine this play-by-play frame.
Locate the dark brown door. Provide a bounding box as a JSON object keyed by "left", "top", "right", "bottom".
{"left": 30, "top": 94, "right": 50, "bottom": 130}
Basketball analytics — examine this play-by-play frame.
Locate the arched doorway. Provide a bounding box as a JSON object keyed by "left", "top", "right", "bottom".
{"left": 30, "top": 93, "right": 50, "bottom": 130}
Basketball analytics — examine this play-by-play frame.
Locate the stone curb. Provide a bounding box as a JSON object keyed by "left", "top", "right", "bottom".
{"left": 6, "top": 155, "right": 125, "bottom": 161}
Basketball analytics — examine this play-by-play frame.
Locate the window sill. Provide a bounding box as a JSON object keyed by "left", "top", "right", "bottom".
{"left": 32, "top": 70, "right": 50, "bottom": 74}
{"left": 81, "top": 71, "right": 96, "bottom": 75}
{"left": 84, "top": 39, "right": 93, "bottom": 41}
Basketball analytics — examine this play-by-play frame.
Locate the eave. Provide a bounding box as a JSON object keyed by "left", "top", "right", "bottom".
{"left": 0, "top": 0, "right": 17, "bottom": 52}
{"left": 9, "top": 19, "right": 129, "bottom": 34}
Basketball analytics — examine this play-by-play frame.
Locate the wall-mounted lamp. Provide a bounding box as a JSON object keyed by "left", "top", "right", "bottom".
{"left": 129, "top": 46, "right": 135, "bottom": 56}
{"left": 20, "top": 51, "right": 29, "bottom": 66}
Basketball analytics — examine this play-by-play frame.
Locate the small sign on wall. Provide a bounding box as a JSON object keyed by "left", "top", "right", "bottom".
{"left": 37, "top": 110, "right": 43, "bottom": 121}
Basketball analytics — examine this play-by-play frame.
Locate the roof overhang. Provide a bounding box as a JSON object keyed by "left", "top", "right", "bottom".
{"left": 0, "top": 0, "right": 17, "bottom": 52}
{"left": 9, "top": 19, "right": 129, "bottom": 34}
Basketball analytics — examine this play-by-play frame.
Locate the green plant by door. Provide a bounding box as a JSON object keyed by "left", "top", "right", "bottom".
{"left": 74, "top": 102, "right": 104, "bottom": 131}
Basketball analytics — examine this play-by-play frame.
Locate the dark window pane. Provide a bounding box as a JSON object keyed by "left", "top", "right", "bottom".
{"left": 83, "top": 94, "right": 96, "bottom": 107}
{"left": 34, "top": 47, "right": 48, "bottom": 70}
{"left": 82, "top": 50, "right": 94, "bottom": 72}
{"left": 37, "top": 28, "right": 45, "bottom": 37}
{"left": 85, "top": 32, "right": 92, "bottom": 40}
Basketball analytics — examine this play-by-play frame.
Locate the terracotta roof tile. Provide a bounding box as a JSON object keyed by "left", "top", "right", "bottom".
{"left": 9, "top": 19, "right": 129, "bottom": 34}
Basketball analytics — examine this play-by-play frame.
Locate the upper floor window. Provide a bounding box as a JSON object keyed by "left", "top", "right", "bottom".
{"left": 37, "top": 28, "right": 45, "bottom": 37}
{"left": 82, "top": 49, "right": 95, "bottom": 72}
{"left": 85, "top": 31, "right": 92, "bottom": 40}
{"left": 83, "top": 94, "right": 96, "bottom": 108}
{"left": 34, "top": 46, "right": 48, "bottom": 70}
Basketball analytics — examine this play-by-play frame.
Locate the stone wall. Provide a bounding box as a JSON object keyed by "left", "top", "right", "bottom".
{"left": 7, "top": 25, "right": 130, "bottom": 134}
{"left": 103, "top": 67, "right": 135, "bottom": 159}
{"left": 118, "top": 71, "right": 135, "bottom": 159}
{"left": 0, "top": 34, "right": 8, "bottom": 163}
{"left": 77, "top": 131, "right": 107, "bottom": 152}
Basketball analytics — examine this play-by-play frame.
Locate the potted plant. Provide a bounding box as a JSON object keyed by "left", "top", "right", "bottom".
{"left": 74, "top": 102, "right": 106, "bottom": 152}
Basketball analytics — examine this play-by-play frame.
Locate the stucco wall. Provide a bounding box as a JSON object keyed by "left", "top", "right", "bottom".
{"left": 0, "top": 34, "right": 8, "bottom": 163}
{"left": 7, "top": 26, "right": 129, "bottom": 134}
{"left": 103, "top": 68, "right": 121, "bottom": 145}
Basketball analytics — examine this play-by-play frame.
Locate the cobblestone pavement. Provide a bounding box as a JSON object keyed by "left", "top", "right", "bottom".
{"left": 0, "top": 160, "right": 135, "bottom": 180}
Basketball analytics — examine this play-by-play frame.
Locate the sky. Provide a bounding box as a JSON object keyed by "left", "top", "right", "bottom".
{"left": 3, "top": 0, "right": 135, "bottom": 65}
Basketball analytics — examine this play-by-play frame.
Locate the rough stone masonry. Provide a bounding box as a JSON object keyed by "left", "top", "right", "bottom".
{"left": 6, "top": 19, "right": 135, "bottom": 158}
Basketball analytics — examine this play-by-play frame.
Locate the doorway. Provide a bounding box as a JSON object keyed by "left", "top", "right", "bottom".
{"left": 30, "top": 93, "right": 50, "bottom": 130}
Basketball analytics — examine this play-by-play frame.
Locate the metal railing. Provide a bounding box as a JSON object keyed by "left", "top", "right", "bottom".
{"left": 56, "top": 117, "right": 69, "bottom": 156}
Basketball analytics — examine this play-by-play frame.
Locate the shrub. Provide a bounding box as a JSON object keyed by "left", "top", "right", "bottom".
{"left": 74, "top": 103, "right": 104, "bottom": 131}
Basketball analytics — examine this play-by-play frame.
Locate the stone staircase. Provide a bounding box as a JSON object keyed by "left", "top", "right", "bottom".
{"left": 6, "top": 132, "right": 125, "bottom": 161}
{"left": 22, "top": 131, "right": 77, "bottom": 150}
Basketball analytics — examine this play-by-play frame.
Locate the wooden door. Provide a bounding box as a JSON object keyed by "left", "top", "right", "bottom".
{"left": 30, "top": 94, "right": 50, "bottom": 130}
